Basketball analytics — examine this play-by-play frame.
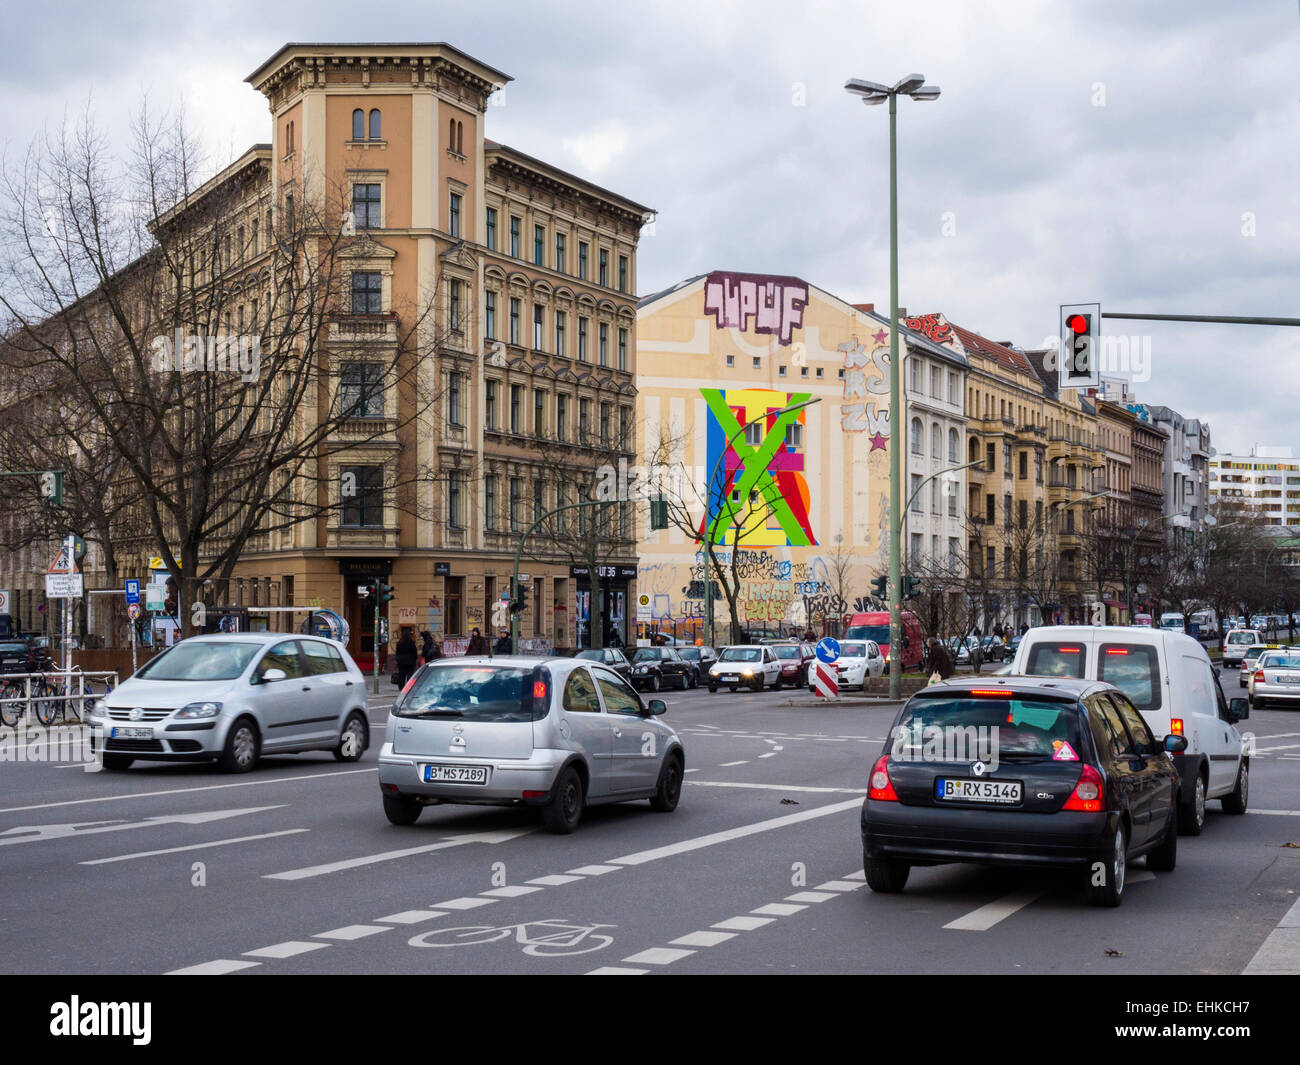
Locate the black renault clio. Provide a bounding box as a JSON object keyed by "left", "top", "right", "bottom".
{"left": 861, "top": 676, "right": 1184, "bottom": 906}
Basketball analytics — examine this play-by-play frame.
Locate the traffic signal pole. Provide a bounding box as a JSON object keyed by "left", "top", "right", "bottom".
{"left": 372, "top": 578, "right": 381, "bottom": 694}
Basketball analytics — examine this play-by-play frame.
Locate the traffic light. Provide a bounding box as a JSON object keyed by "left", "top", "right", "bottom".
{"left": 510, "top": 584, "right": 529, "bottom": 615}
{"left": 903, "top": 576, "right": 921, "bottom": 600}
{"left": 871, "top": 575, "right": 887, "bottom": 599}
{"left": 375, "top": 579, "right": 395, "bottom": 602}
{"left": 1060, "top": 305, "right": 1099, "bottom": 387}
{"left": 39, "top": 470, "right": 63, "bottom": 504}
{"left": 649, "top": 498, "right": 668, "bottom": 531}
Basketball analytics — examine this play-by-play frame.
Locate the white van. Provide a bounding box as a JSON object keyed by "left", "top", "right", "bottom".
{"left": 1011, "top": 626, "right": 1249, "bottom": 836}
{"left": 1159, "top": 612, "right": 1185, "bottom": 632}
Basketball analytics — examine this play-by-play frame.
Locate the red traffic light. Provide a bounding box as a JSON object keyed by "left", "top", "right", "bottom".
{"left": 1066, "top": 313, "right": 1089, "bottom": 334}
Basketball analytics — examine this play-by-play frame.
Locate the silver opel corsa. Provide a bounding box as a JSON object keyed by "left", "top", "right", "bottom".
{"left": 377, "top": 656, "right": 685, "bottom": 833}
{"left": 86, "top": 633, "right": 371, "bottom": 772}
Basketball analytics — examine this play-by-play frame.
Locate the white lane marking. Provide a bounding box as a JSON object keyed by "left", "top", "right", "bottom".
{"left": 587, "top": 966, "right": 649, "bottom": 975}
{"left": 670, "top": 930, "right": 737, "bottom": 948}
{"left": 607, "top": 798, "right": 861, "bottom": 867}
{"left": 1251, "top": 732, "right": 1300, "bottom": 741}
{"left": 167, "top": 959, "right": 260, "bottom": 975}
{"left": 758, "top": 752, "right": 778, "bottom": 759}
{"left": 375, "top": 910, "right": 447, "bottom": 924}
{"left": 844, "top": 870, "right": 866, "bottom": 880}
{"left": 752, "top": 902, "right": 807, "bottom": 916}
{"left": 243, "top": 941, "right": 330, "bottom": 959}
{"left": 943, "top": 889, "right": 1046, "bottom": 931}
{"left": 686, "top": 780, "right": 862, "bottom": 794}
{"left": 712, "top": 916, "right": 775, "bottom": 931}
{"left": 1126, "top": 870, "right": 1156, "bottom": 885}
{"left": 1243, "top": 895, "right": 1300, "bottom": 974}
{"left": 786, "top": 891, "right": 838, "bottom": 903}
{"left": 0, "top": 767, "right": 376, "bottom": 815}
{"left": 0, "top": 805, "right": 289, "bottom": 847}
{"left": 815, "top": 880, "right": 863, "bottom": 892}
{"left": 314, "top": 925, "right": 392, "bottom": 941}
{"left": 1248, "top": 809, "right": 1300, "bottom": 816}
{"left": 80, "top": 828, "right": 309, "bottom": 865}
{"left": 264, "top": 827, "right": 535, "bottom": 881}
{"left": 527, "top": 874, "right": 584, "bottom": 886}
{"left": 433, "top": 897, "right": 498, "bottom": 910}
{"left": 623, "top": 947, "right": 695, "bottom": 965}
{"left": 719, "top": 760, "right": 749, "bottom": 767}
{"left": 773, "top": 746, "right": 784, "bottom": 752}
{"left": 684, "top": 768, "right": 702, "bottom": 773}
{"left": 481, "top": 885, "right": 543, "bottom": 898}
{"left": 1254, "top": 743, "right": 1300, "bottom": 753}
{"left": 567, "top": 864, "right": 621, "bottom": 875}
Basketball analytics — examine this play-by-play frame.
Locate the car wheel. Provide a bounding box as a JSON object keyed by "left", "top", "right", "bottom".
{"left": 334, "top": 712, "right": 368, "bottom": 762}
{"left": 1178, "top": 773, "right": 1206, "bottom": 836}
{"left": 1221, "top": 760, "right": 1249, "bottom": 815}
{"left": 772, "top": 675, "right": 783, "bottom": 690}
{"left": 541, "top": 766, "right": 584, "bottom": 834}
{"left": 686, "top": 670, "right": 696, "bottom": 690}
{"left": 708, "top": 685, "right": 718, "bottom": 693}
{"left": 677, "top": 671, "right": 689, "bottom": 690}
{"left": 218, "top": 717, "right": 260, "bottom": 774}
{"left": 863, "top": 851, "right": 910, "bottom": 893}
{"left": 650, "top": 674, "right": 661, "bottom": 693}
{"left": 752, "top": 675, "right": 764, "bottom": 692}
{"left": 382, "top": 792, "right": 422, "bottom": 826}
{"left": 101, "top": 754, "right": 134, "bottom": 771}
{"left": 1146, "top": 806, "right": 1178, "bottom": 871}
{"left": 729, "top": 686, "right": 738, "bottom": 693}
{"left": 649, "top": 753, "right": 683, "bottom": 813}
{"left": 1086, "top": 823, "right": 1127, "bottom": 907}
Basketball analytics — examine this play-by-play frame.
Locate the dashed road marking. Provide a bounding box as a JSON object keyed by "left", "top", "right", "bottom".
{"left": 943, "top": 890, "right": 1046, "bottom": 932}
{"left": 587, "top": 966, "right": 650, "bottom": 975}
{"left": 712, "top": 916, "right": 775, "bottom": 931}
{"left": 752, "top": 902, "right": 807, "bottom": 916}
{"left": 623, "top": 947, "right": 696, "bottom": 965}
{"left": 433, "top": 897, "right": 498, "bottom": 910}
{"left": 243, "top": 941, "right": 330, "bottom": 959}
{"left": 567, "top": 864, "right": 622, "bottom": 875}
{"left": 375, "top": 909, "right": 447, "bottom": 924}
{"left": 314, "top": 924, "right": 392, "bottom": 941}
{"left": 527, "top": 874, "right": 584, "bottom": 886}
{"left": 670, "top": 930, "right": 737, "bottom": 947}
{"left": 482, "top": 885, "right": 543, "bottom": 898}
{"left": 167, "top": 959, "right": 260, "bottom": 976}
{"left": 786, "top": 891, "right": 838, "bottom": 903}
{"left": 81, "top": 829, "right": 309, "bottom": 865}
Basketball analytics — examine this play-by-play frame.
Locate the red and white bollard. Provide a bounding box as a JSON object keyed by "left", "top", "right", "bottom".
{"left": 812, "top": 661, "right": 839, "bottom": 700}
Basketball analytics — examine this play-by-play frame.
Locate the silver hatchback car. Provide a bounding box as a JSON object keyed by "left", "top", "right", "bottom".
{"left": 377, "top": 656, "right": 685, "bottom": 833}
{"left": 1248, "top": 649, "right": 1300, "bottom": 709}
{"left": 87, "top": 633, "right": 371, "bottom": 772}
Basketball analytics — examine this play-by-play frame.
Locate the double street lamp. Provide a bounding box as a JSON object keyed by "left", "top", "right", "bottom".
{"left": 845, "top": 73, "right": 940, "bottom": 699}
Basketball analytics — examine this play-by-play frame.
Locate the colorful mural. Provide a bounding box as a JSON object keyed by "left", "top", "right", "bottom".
{"left": 703, "top": 272, "right": 810, "bottom": 346}
{"left": 701, "top": 387, "right": 815, "bottom": 548}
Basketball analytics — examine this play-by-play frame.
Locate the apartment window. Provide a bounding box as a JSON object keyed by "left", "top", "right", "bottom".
{"left": 485, "top": 290, "right": 496, "bottom": 339}
{"left": 726, "top": 355, "right": 735, "bottom": 367}
{"left": 617, "top": 328, "right": 627, "bottom": 371}
{"left": 1035, "top": 451, "right": 1043, "bottom": 484}
{"left": 599, "top": 248, "right": 608, "bottom": 286}
{"left": 599, "top": 323, "right": 608, "bottom": 366}
{"left": 509, "top": 216, "right": 521, "bottom": 258}
{"left": 509, "top": 298, "right": 520, "bottom": 345}
{"left": 555, "top": 233, "right": 566, "bottom": 273}
{"left": 286, "top": 192, "right": 295, "bottom": 233}
{"left": 237, "top": 226, "right": 245, "bottom": 262}
{"left": 577, "top": 317, "right": 588, "bottom": 361}
{"left": 533, "top": 304, "right": 544, "bottom": 350}
{"left": 448, "top": 371, "right": 462, "bottom": 425}
{"left": 931, "top": 423, "right": 942, "bottom": 459}
{"left": 510, "top": 385, "right": 522, "bottom": 433}
{"left": 448, "top": 473, "right": 463, "bottom": 528}
{"left": 340, "top": 466, "right": 383, "bottom": 527}
{"left": 353, "top": 183, "right": 381, "bottom": 229}
{"left": 1018, "top": 498, "right": 1028, "bottom": 529}
{"left": 949, "top": 536, "right": 960, "bottom": 562}
{"left": 579, "top": 398, "right": 591, "bottom": 443}
{"left": 986, "top": 545, "right": 996, "bottom": 577}
{"left": 1019, "top": 450, "right": 1028, "bottom": 480}
{"left": 618, "top": 255, "right": 628, "bottom": 293}
{"left": 485, "top": 207, "right": 497, "bottom": 250}
{"left": 449, "top": 191, "right": 462, "bottom": 238}
{"left": 910, "top": 475, "right": 922, "bottom": 513}
{"left": 352, "top": 109, "right": 364, "bottom": 140}
{"left": 985, "top": 443, "right": 995, "bottom": 475}
{"left": 930, "top": 366, "right": 941, "bottom": 397}
{"left": 931, "top": 480, "right": 940, "bottom": 514}
{"left": 449, "top": 279, "right": 463, "bottom": 333}
{"left": 911, "top": 532, "right": 923, "bottom": 558}
{"left": 251, "top": 217, "right": 258, "bottom": 254}
{"left": 600, "top": 402, "right": 612, "bottom": 446}
{"left": 948, "top": 371, "right": 958, "bottom": 404}
{"left": 554, "top": 311, "right": 566, "bottom": 357}
{"left": 1003, "top": 494, "right": 1012, "bottom": 526}
{"left": 948, "top": 427, "right": 959, "bottom": 463}
{"left": 557, "top": 394, "right": 569, "bottom": 442}
{"left": 340, "top": 362, "right": 384, "bottom": 418}
{"left": 485, "top": 476, "right": 496, "bottom": 529}
{"left": 948, "top": 484, "right": 958, "bottom": 517}
{"left": 745, "top": 422, "right": 763, "bottom": 447}
{"left": 509, "top": 477, "right": 521, "bottom": 532}
{"left": 485, "top": 379, "right": 498, "bottom": 430}
{"left": 1003, "top": 442, "right": 1012, "bottom": 477}
{"left": 910, "top": 417, "right": 923, "bottom": 455}
{"left": 985, "top": 493, "right": 995, "bottom": 523}
{"left": 909, "top": 358, "right": 921, "bottom": 392}
{"left": 785, "top": 422, "right": 803, "bottom": 449}
{"left": 533, "top": 479, "right": 544, "bottom": 522}
{"left": 351, "top": 271, "right": 383, "bottom": 314}
{"left": 369, "top": 109, "right": 381, "bottom": 140}
{"left": 619, "top": 406, "right": 630, "bottom": 448}
{"left": 534, "top": 224, "right": 545, "bottom": 266}
{"left": 578, "top": 242, "right": 589, "bottom": 279}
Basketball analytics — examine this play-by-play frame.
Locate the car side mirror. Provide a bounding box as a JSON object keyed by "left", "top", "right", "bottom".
{"left": 1227, "top": 698, "right": 1249, "bottom": 722}
{"left": 1164, "top": 734, "right": 1188, "bottom": 753}
{"left": 646, "top": 699, "right": 667, "bottom": 716}
{"left": 260, "top": 667, "right": 287, "bottom": 683}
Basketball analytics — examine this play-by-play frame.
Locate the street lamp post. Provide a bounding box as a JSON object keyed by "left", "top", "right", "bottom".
{"left": 845, "top": 74, "right": 939, "bottom": 699}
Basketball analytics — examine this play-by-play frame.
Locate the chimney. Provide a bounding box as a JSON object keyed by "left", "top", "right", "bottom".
{"left": 852, "top": 302, "right": 875, "bottom": 313}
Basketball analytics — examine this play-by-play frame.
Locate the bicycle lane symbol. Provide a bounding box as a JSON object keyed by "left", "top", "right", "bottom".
{"left": 409, "top": 919, "right": 615, "bottom": 957}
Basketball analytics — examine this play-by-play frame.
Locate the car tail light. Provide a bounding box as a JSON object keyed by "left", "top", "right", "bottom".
{"left": 401, "top": 674, "right": 419, "bottom": 695}
{"left": 1105, "top": 648, "right": 1129, "bottom": 655}
{"left": 522, "top": 790, "right": 548, "bottom": 799}
{"left": 1062, "top": 764, "right": 1104, "bottom": 812}
{"left": 1254, "top": 670, "right": 1265, "bottom": 684}
{"left": 868, "top": 755, "right": 898, "bottom": 801}
{"left": 968, "top": 689, "right": 1009, "bottom": 696}
{"left": 1170, "top": 717, "right": 1183, "bottom": 736}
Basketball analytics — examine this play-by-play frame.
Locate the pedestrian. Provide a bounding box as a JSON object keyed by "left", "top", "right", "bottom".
{"left": 803, "top": 628, "right": 816, "bottom": 643}
{"left": 493, "top": 629, "right": 512, "bottom": 655}
{"left": 608, "top": 627, "right": 623, "bottom": 648}
{"left": 420, "top": 630, "right": 438, "bottom": 664}
{"left": 465, "top": 627, "right": 490, "bottom": 656}
{"left": 927, "top": 637, "right": 955, "bottom": 680}
{"left": 394, "top": 631, "right": 418, "bottom": 688}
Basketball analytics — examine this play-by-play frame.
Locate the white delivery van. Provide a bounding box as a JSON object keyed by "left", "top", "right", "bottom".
{"left": 1011, "top": 626, "right": 1249, "bottom": 835}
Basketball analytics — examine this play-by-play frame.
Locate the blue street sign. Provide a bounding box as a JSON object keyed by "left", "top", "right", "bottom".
{"left": 124, "top": 579, "right": 141, "bottom": 606}
{"left": 816, "top": 636, "right": 841, "bottom": 664}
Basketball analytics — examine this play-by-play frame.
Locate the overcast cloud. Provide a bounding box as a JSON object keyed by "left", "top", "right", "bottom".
{"left": 4, "top": 0, "right": 1296, "bottom": 453}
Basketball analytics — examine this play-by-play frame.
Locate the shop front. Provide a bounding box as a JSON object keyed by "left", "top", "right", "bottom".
{"left": 339, "top": 557, "right": 392, "bottom": 670}
{"left": 571, "top": 564, "right": 636, "bottom": 649}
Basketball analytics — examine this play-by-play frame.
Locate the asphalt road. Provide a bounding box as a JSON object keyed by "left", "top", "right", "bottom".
{"left": 0, "top": 663, "right": 1296, "bottom": 976}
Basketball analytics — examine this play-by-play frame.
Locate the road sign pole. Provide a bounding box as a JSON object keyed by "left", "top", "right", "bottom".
{"left": 373, "top": 578, "right": 381, "bottom": 695}
{"left": 62, "top": 534, "right": 75, "bottom": 679}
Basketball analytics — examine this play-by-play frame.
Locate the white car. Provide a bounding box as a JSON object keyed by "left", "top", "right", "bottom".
{"left": 707, "top": 645, "right": 782, "bottom": 691}
{"left": 814, "top": 639, "right": 883, "bottom": 690}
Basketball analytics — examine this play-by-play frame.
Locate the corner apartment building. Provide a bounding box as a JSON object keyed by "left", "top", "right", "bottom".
{"left": 1210, "top": 445, "right": 1300, "bottom": 527}
{"left": 1145, "top": 405, "right": 1212, "bottom": 532}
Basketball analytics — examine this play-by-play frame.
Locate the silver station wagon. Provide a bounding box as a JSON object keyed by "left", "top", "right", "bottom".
{"left": 377, "top": 656, "right": 685, "bottom": 833}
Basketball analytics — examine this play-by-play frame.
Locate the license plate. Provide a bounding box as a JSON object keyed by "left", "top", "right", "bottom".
{"left": 110, "top": 726, "right": 153, "bottom": 740}
{"left": 423, "top": 764, "right": 489, "bottom": 784}
{"left": 936, "top": 778, "right": 1022, "bottom": 804}
{"left": 1275, "top": 675, "right": 1300, "bottom": 685}
{"left": 722, "top": 675, "right": 738, "bottom": 682}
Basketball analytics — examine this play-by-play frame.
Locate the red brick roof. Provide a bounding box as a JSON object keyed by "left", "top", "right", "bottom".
{"left": 947, "top": 322, "right": 1036, "bottom": 376}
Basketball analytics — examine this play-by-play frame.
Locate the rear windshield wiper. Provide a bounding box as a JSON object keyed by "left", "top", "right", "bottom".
{"left": 401, "top": 706, "right": 465, "bottom": 718}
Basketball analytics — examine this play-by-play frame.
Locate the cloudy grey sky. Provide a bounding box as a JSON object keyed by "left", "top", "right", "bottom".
{"left": 4, "top": 0, "right": 1296, "bottom": 453}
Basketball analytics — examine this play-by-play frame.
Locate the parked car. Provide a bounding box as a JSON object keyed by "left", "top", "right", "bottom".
{"left": 980, "top": 635, "right": 1007, "bottom": 663}
{"left": 861, "top": 675, "right": 1183, "bottom": 907}
{"left": 1247, "top": 649, "right": 1300, "bottom": 709}
{"left": 844, "top": 610, "right": 925, "bottom": 671}
{"left": 86, "top": 633, "right": 371, "bottom": 772}
{"left": 628, "top": 646, "right": 695, "bottom": 691}
{"left": 825, "top": 639, "right": 884, "bottom": 690}
{"left": 676, "top": 645, "right": 718, "bottom": 685}
{"left": 574, "top": 646, "right": 633, "bottom": 682}
{"left": 770, "top": 642, "right": 814, "bottom": 687}
{"left": 1223, "top": 629, "right": 1265, "bottom": 669}
{"left": 707, "top": 645, "right": 782, "bottom": 692}
{"left": 1011, "top": 626, "right": 1250, "bottom": 835}
{"left": 377, "top": 656, "right": 684, "bottom": 833}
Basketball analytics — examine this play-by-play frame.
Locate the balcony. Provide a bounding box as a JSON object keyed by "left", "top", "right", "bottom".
{"left": 328, "top": 314, "right": 399, "bottom": 344}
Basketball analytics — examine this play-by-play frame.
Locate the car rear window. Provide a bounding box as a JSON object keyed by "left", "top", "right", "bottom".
{"left": 1024, "top": 642, "right": 1086, "bottom": 678}
{"left": 897, "top": 693, "right": 1086, "bottom": 760}
{"left": 1227, "top": 632, "right": 1256, "bottom": 646}
{"left": 396, "top": 664, "right": 545, "bottom": 722}
{"left": 1260, "top": 653, "right": 1300, "bottom": 669}
{"left": 839, "top": 642, "right": 869, "bottom": 657}
{"left": 1097, "top": 644, "right": 1162, "bottom": 712}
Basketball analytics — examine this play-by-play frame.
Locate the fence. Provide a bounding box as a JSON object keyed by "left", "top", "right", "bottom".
{"left": 0, "top": 669, "right": 119, "bottom": 727}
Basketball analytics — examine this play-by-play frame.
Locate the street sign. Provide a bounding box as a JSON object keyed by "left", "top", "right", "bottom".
{"left": 127, "top": 603, "right": 142, "bottom": 621}
{"left": 145, "top": 585, "right": 165, "bottom": 610}
{"left": 812, "top": 660, "right": 839, "bottom": 700}
{"left": 45, "top": 573, "right": 84, "bottom": 598}
{"left": 815, "top": 637, "right": 841, "bottom": 664}
{"left": 0, "top": 590, "right": 10, "bottom": 614}
{"left": 71, "top": 535, "right": 86, "bottom": 565}
{"left": 48, "top": 544, "right": 77, "bottom": 574}
{"left": 124, "top": 579, "right": 141, "bottom": 606}
{"left": 636, "top": 592, "right": 651, "bottom": 622}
